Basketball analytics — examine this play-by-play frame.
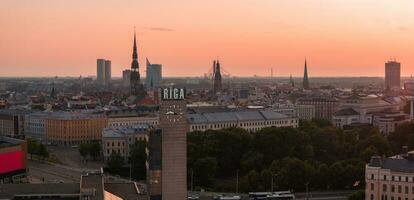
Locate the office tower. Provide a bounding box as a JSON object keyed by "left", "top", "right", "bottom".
{"left": 145, "top": 58, "right": 162, "bottom": 90}
{"left": 130, "top": 31, "right": 146, "bottom": 98}
{"left": 290, "top": 74, "right": 295, "bottom": 87}
{"left": 159, "top": 87, "right": 187, "bottom": 200}
{"left": 104, "top": 60, "right": 111, "bottom": 84}
{"left": 303, "top": 59, "right": 310, "bottom": 89}
{"left": 97, "top": 59, "right": 106, "bottom": 84}
{"left": 385, "top": 60, "right": 401, "bottom": 91}
{"left": 96, "top": 58, "right": 111, "bottom": 85}
{"left": 213, "top": 60, "right": 222, "bottom": 93}
{"left": 122, "top": 69, "right": 131, "bottom": 86}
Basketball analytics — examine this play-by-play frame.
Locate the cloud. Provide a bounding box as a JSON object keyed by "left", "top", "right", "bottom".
{"left": 146, "top": 27, "right": 175, "bottom": 32}
{"left": 398, "top": 26, "right": 411, "bottom": 32}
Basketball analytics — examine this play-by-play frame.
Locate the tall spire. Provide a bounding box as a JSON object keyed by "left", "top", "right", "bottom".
{"left": 132, "top": 28, "right": 138, "bottom": 61}
{"left": 303, "top": 58, "right": 310, "bottom": 89}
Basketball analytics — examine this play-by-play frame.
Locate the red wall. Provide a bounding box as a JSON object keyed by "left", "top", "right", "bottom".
{"left": 0, "top": 150, "right": 24, "bottom": 174}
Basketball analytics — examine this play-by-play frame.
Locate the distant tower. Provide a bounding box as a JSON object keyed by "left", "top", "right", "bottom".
{"left": 385, "top": 60, "right": 401, "bottom": 91}
{"left": 104, "top": 60, "right": 111, "bottom": 84}
{"left": 50, "top": 82, "right": 56, "bottom": 98}
{"left": 303, "top": 59, "right": 310, "bottom": 89}
{"left": 145, "top": 58, "right": 163, "bottom": 90}
{"left": 97, "top": 59, "right": 105, "bottom": 84}
{"left": 130, "top": 30, "right": 146, "bottom": 98}
{"left": 213, "top": 60, "right": 222, "bottom": 93}
{"left": 290, "top": 74, "right": 295, "bottom": 87}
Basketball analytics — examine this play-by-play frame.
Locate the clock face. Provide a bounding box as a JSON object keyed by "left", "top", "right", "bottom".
{"left": 165, "top": 104, "right": 184, "bottom": 122}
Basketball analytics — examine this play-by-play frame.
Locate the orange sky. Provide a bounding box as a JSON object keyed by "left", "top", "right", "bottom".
{"left": 1, "top": 0, "right": 414, "bottom": 77}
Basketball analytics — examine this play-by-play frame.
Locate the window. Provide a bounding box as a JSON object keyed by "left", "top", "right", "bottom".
{"left": 406, "top": 186, "right": 409, "bottom": 194}
{"left": 392, "top": 185, "right": 395, "bottom": 192}
{"left": 383, "top": 184, "right": 387, "bottom": 192}
{"left": 392, "top": 176, "right": 395, "bottom": 181}
{"left": 399, "top": 185, "right": 402, "bottom": 193}
{"left": 372, "top": 174, "right": 375, "bottom": 180}
{"left": 371, "top": 183, "right": 375, "bottom": 191}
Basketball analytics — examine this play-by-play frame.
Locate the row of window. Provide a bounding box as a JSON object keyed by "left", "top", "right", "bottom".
{"left": 371, "top": 183, "right": 414, "bottom": 194}
{"left": 191, "top": 119, "right": 298, "bottom": 131}
{"left": 370, "top": 174, "right": 414, "bottom": 182}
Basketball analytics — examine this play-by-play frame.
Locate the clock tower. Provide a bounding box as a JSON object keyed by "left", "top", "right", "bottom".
{"left": 159, "top": 87, "right": 187, "bottom": 200}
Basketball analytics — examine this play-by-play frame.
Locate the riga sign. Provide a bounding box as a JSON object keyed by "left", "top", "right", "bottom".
{"left": 161, "top": 87, "right": 185, "bottom": 100}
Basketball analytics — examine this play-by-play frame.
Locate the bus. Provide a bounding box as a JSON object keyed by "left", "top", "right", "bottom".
{"left": 248, "top": 192, "right": 272, "bottom": 200}
{"left": 266, "top": 191, "right": 295, "bottom": 200}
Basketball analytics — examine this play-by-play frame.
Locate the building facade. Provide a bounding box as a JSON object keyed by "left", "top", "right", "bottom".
{"left": 0, "top": 110, "right": 29, "bottom": 139}
{"left": 188, "top": 110, "right": 299, "bottom": 132}
{"left": 297, "top": 97, "right": 339, "bottom": 120}
{"left": 102, "top": 124, "right": 149, "bottom": 162}
{"left": 44, "top": 112, "right": 107, "bottom": 145}
{"left": 373, "top": 112, "right": 410, "bottom": 135}
{"left": 366, "top": 151, "right": 414, "bottom": 200}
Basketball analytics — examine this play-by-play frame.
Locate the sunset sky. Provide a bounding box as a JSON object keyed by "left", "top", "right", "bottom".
{"left": 1, "top": 0, "right": 414, "bottom": 77}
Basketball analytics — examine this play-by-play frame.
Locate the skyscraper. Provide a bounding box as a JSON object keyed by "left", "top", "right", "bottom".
{"left": 213, "top": 60, "right": 222, "bottom": 93}
{"left": 96, "top": 58, "right": 111, "bottom": 85}
{"left": 303, "top": 59, "right": 310, "bottom": 90}
{"left": 130, "top": 30, "right": 146, "bottom": 98}
{"left": 104, "top": 60, "right": 111, "bottom": 84}
{"left": 159, "top": 87, "right": 187, "bottom": 200}
{"left": 385, "top": 60, "right": 401, "bottom": 91}
{"left": 122, "top": 69, "right": 131, "bottom": 86}
{"left": 145, "top": 58, "right": 162, "bottom": 90}
{"left": 97, "top": 59, "right": 106, "bottom": 84}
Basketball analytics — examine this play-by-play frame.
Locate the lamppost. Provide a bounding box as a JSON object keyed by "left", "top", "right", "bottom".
{"left": 305, "top": 182, "right": 310, "bottom": 200}
{"left": 190, "top": 168, "right": 194, "bottom": 193}
{"left": 236, "top": 169, "right": 239, "bottom": 194}
{"left": 271, "top": 173, "right": 278, "bottom": 193}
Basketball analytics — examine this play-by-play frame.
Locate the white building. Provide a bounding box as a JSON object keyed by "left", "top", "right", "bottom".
{"left": 187, "top": 110, "right": 298, "bottom": 132}
{"left": 102, "top": 124, "right": 149, "bottom": 162}
{"left": 373, "top": 112, "right": 410, "bottom": 135}
{"left": 366, "top": 151, "right": 414, "bottom": 200}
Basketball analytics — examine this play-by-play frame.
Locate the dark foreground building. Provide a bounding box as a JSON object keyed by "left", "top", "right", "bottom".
{"left": 0, "top": 136, "right": 27, "bottom": 184}
{"left": 0, "top": 170, "right": 146, "bottom": 200}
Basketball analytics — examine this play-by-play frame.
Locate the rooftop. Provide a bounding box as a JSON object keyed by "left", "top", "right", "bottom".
{"left": 103, "top": 124, "right": 151, "bottom": 138}
{"left": 187, "top": 110, "right": 291, "bottom": 124}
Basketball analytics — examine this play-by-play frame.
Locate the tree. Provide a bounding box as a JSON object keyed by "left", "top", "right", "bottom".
{"left": 193, "top": 157, "right": 217, "bottom": 188}
{"left": 27, "top": 139, "right": 39, "bottom": 159}
{"left": 107, "top": 152, "right": 124, "bottom": 173}
{"left": 79, "top": 143, "right": 89, "bottom": 160}
{"left": 129, "top": 141, "right": 147, "bottom": 180}
{"left": 348, "top": 190, "right": 364, "bottom": 200}
{"left": 37, "top": 144, "right": 49, "bottom": 159}
{"left": 89, "top": 141, "right": 101, "bottom": 160}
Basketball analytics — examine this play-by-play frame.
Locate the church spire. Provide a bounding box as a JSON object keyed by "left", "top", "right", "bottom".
{"left": 132, "top": 28, "right": 138, "bottom": 61}
{"left": 303, "top": 58, "right": 310, "bottom": 89}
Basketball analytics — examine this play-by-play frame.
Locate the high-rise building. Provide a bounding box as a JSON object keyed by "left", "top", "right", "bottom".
{"left": 130, "top": 31, "right": 146, "bottom": 98}
{"left": 303, "top": 59, "right": 310, "bottom": 89}
{"left": 385, "top": 60, "right": 401, "bottom": 91}
{"left": 122, "top": 69, "right": 131, "bottom": 86}
{"left": 104, "top": 60, "right": 111, "bottom": 84}
{"left": 159, "top": 87, "right": 187, "bottom": 200}
{"left": 97, "top": 58, "right": 111, "bottom": 85}
{"left": 145, "top": 58, "right": 162, "bottom": 90}
{"left": 97, "top": 59, "right": 106, "bottom": 84}
{"left": 213, "top": 60, "right": 222, "bottom": 93}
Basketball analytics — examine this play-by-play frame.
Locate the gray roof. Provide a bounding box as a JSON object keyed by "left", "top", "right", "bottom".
{"left": 103, "top": 124, "right": 150, "bottom": 138}
{"left": 0, "top": 183, "right": 80, "bottom": 199}
{"left": 187, "top": 110, "right": 291, "bottom": 124}
{"left": 369, "top": 154, "right": 414, "bottom": 173}
{"left": 333, "top": 108, "right": 360, "bottom": 116}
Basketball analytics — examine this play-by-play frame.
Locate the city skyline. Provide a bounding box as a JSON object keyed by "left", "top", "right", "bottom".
{"left": 1, "top": 0, "right": 414, "bottom": 77}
